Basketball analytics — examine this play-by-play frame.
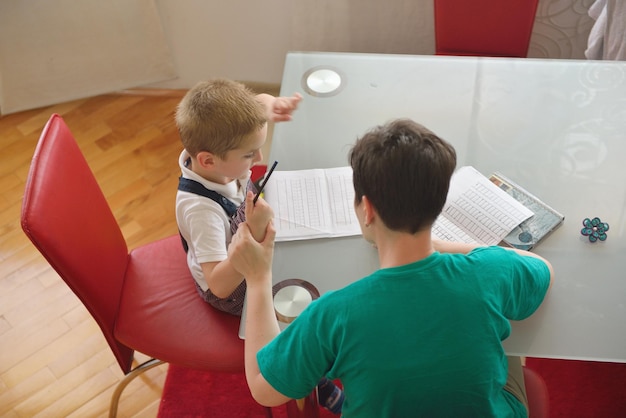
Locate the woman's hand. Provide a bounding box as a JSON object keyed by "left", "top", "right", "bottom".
{"left": 228, "top": 220, "right": 276, "bottom": 283}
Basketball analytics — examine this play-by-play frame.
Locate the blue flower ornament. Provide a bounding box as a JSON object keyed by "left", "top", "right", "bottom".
{"left": 581, "top": 217, "right": 609, "bottom": 242}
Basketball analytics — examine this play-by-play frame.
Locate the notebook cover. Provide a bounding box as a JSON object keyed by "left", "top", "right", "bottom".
{"left": 489, "top": 172, "right": 565, "bottom": 250}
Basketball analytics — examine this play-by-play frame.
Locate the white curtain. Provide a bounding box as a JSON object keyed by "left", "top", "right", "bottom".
{"left": 290, "top": 0, "right": 435, "bottom": 55}
{"left": 0, "top": 0, "right": 175, "bottom": 115}
{"left": 585, "top": 0, "right": 626, "bottom": 60}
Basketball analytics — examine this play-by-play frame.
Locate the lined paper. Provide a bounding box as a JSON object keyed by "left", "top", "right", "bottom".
{"left": 433, "top": 166, "right": 532, "bottom": 245}
{"left": 265, "top": 165, "right": 532, "bottom": 245}
{"left": 264, "top": 166, "right": 360, "bottom": 241}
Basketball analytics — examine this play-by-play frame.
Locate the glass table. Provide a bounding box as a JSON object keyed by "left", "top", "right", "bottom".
{"left": 265, "top": 51, "right": 626, "bottom": 362}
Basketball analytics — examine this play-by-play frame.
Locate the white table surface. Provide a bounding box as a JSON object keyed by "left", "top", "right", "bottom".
{"left": 267, "top": 51, "right": 626, "bottom": 362}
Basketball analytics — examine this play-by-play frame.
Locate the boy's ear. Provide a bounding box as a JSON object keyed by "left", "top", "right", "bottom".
{"left": 361, "top": 195, "right": 377, "bottom": 225}
{"left": 195, "top": 151, "right": 216, "bottom": 169}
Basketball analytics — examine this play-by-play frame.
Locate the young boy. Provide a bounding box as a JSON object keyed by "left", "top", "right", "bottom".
{"left": 175, "top": 78, "right": 301, "bottom": 314}
{"left": 228, "top": 118, "right": 554, "bottom": 417}
{"left": 175, "top": 78, "right": 343, "bottom": 413}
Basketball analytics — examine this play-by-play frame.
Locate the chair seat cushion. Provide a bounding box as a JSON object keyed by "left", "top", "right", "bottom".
{"left": 115, "top": 235, "right": 244, "bottom": 372}
{"left": 523, "top": 366, "right": 549, "bottom": 418}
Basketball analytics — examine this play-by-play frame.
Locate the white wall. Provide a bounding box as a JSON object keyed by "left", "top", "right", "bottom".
{"left": 0, "top": 0, "right": 175, "bottom": 114}
{"left": 150, "top": 0, "right": 436, "bottom": 88}
{"left": 0, "top": 0, "right": 595, "bottom": 112}
{"left": 149, "top": 0, "right": 595, "bottom": 89}
{"left": 149, "top": 0, "right": 291, "bottom": 88}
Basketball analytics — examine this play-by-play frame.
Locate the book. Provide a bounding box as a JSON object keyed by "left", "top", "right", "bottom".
{"left": 264, "top": 165, "right": 541, "bottom": 245}
{"left": 489, "top": 172, "right": 565, "bottom": 250}
{"left": 432, "top": 166, "right": 533, "bottom": 245}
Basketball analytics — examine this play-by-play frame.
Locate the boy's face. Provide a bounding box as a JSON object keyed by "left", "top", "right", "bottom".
{"left": 215, "top": 124, "right": 267, "bottom": 180}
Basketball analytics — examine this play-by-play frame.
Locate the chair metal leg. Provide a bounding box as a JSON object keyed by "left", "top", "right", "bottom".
{"left": 109, "top": 358, "right": 165, "bottom": 418}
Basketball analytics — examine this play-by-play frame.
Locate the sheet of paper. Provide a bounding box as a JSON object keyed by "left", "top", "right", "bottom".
{"left": 433, "top": 166, "right": 533, "bottom": 245}
{"left": 264, "top": 166, "right": 361, "bottom": 241}
{"left": 265, "top": 165, "right": 532, "bottom": 245}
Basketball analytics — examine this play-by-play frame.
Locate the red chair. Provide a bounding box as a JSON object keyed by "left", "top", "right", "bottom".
{"left": 524, "top": 366, "right": 549, "bottom": 418}
{"left": 251, "top": 164, "right": 268, "bottom": 183}
{"left": 21, "top": 114, "right": 272, "bottom": 417}
{"left": 434, "top": 0, "right": 540, "bottom": 57}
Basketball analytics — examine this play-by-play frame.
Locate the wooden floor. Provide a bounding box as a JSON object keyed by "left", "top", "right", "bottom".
{"left": 0, "top": 84, "right": 279, "bottom": 417}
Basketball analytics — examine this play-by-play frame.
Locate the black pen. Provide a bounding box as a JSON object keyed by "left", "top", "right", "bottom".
{"left": 253, "top": 160, "right": 278, "bottom": 205}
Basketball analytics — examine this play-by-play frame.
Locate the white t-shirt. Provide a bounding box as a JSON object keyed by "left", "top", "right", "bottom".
{"left": 175, "top": 150, "right": 251, "bottom": 291}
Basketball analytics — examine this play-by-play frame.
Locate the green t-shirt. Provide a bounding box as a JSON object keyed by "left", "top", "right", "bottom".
{"left": 258, "top": 246, "right": 550, "bottom": 417}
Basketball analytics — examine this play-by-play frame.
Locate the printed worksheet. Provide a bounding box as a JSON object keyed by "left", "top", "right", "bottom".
{"left": 264, "top": 165, "right": 532, "bottom": 245}
{"left": 433, "top": 166, "right": 533, "bottom": 245}
{"left": 264, "top": 166, "right": 361, "bottom": 241}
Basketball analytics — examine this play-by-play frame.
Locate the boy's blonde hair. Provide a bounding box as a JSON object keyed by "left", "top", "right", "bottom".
{"left": 175, "top": 78, "right": 267, "bottom": 159}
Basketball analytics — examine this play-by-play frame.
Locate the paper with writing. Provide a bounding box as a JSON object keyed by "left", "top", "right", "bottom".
{"left": 264, "top": 166, "right": 360, "bottom": 241}
{"left": 433, "top": 166, "right": 533, "bottom": 245}
{"left": 265, "top": 165, "right": 532, "bottom": 245}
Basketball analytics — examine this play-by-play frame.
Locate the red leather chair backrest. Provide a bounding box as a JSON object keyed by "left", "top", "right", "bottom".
{"left": 523, "top": 366, "right": 549, "bottom": 418}
{"left": 434, "top": 0, "right": 540, "bottom": 57}
{"left": 21, "top": 114, "right": 134, "bottom": 371}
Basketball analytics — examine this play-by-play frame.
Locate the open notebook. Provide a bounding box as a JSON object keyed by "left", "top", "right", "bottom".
{"left": 263, "top": 165, "right": 534, "bottom": 245}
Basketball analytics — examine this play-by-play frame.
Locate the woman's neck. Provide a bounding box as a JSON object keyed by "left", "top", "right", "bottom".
{"left": 375, "top": 228, "right": 434, "bottom": 269}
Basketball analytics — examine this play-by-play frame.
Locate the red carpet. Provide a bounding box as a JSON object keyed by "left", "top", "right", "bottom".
{"left": 157, "top": 365, "right": 336, "bottom": 418}
{"left": 159, "top": 359, "right": 626, "bottom": 417}
{"left": 524, "top": 357, "right": 626, "bottom": 417}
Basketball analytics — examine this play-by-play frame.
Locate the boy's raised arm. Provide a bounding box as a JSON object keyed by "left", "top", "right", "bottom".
{"left": 256, "top": 93, "right": 302, "bottom": 122}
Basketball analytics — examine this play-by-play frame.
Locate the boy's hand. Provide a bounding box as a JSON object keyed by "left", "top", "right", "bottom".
{"left": 245, "top": 191, "right": 274, "bottom": 242}
{"left": 228, "top": 221, "right": 276, "bottom": 282}
{"left": 265, "top": 93, "right": 303, "bottom": 122}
